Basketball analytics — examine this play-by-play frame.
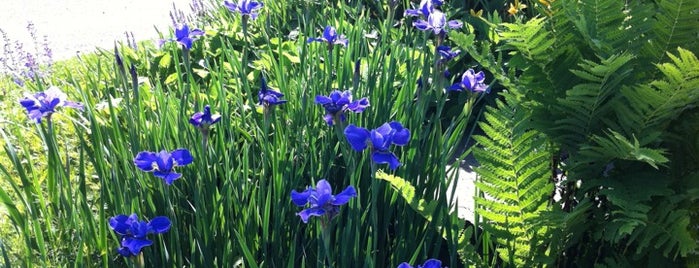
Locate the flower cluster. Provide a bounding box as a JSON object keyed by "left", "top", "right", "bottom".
{"left": 109, "top": 214, "right": 171, "bottom": 257}
{"left": 224, "top": 0, "right": 264, "bottom": 19}
{"left": 406, "top": 0, "right": 461, "bottom": 35}
{"left": 190, "top": 105, "right": 222, "bottom": 131}
{"left": 291, "top": 179, "right": 357, "bottom": 223}
{"left": 258, "top": 77, "right": 287, "bottom": 108}
{"left": 436, "top": 45, "right": 460, "bottom": 65}
{"left": 160, "top": 24, "right": 204, "bottom": 50}
{"left": 449, "top": 68, "right": 488, "bottom": 93}
{"left": 133, "top": 149, "right": 194, "bottom": 185}
{"left": 397, "top": 259, "right": 443, "bottom": 268}
{"left": 307, "top": 26, "right": 348, "bottom": 48}
{"left": 19, "top": 86, "right": 83, "bottom": 123}
{"left": 345, "top": 121, "right": 411, "bottom": 170}
{"left": 315, "top": 90, "right": 369, "bottom": 126}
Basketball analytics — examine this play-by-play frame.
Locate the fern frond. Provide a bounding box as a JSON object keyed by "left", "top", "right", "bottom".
{"left": 473, "top": 93, "right": 553, "bottom": 265}
{"left": 617, "top": 48, "right": 699, "bottom": 137}
{"left": 551, "top": 53, "right": 634, "bottom": 149}
{"left": 561, "top": 0, "right": 654, "bottom": 57}
{"left": 643, "top": 0, "right": 699, "bottom": 64}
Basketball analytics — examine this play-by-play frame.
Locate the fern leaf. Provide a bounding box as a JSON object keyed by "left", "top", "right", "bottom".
{"left": 553, "top": 53, "right": 634, "bottom": 149}
{"left": 473, "top": 93, "right": 553, "bottom": 265}
{"left": 643, "top": 0, "right": 699, "bottom": 64}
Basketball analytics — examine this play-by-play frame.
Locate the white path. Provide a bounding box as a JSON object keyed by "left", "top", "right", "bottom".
{"left": 0, "top": 0, "right": 194, "bottom": 60}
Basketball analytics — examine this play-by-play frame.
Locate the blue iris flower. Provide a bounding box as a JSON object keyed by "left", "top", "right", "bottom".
{"left": 133, "top": 149, "right": 194, "bottom": 185}
{"left": 404, "top": 0, "right": 435, "bottom": 18}
{"left": 224, "top": 0, "right": 264, "bottom": 20}
{"left": 413, "top": 10, "right": 462, "bottom": 35}
{"left": 108, "top": 213, "right": 171, "bottom": 257}
{"left": 291, "top": 179, "right": 357, "bottom": 223}
{"left": 190, "top": 105, "right": 222, "bottom": 129}
{"left": 344, "top": 121, "right": 411, "bottom": 170}
{"left": 258, "top": 77, "right": 287, "bottom": 107}
{"left": 307, "top": 26, "right": 349, "bottom": 48}
{"left": 436, "top": 45, "right": 460, "bottom": 64}
{"left": 315, "top": 90, "right": 369, "bottom": 126}
{"left": 19, "top": 86, "right": 83, "bottom": 123}
{"left": 160, "top": 24, "right": 204, "bottom": 50}
{"left": 397, "top": 259, "right": 443, "bottom": 268}
{"left": 448, "top": 68, "right": 489, "bottom": 93}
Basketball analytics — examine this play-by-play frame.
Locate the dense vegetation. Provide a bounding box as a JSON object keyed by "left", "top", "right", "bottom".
{"left": 0, "top": 0, "right": 697, "bottom": 267}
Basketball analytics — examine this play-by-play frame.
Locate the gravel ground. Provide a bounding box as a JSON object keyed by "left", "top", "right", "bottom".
{"left": 0, "top": 0, "right": 193, "bottom": 60}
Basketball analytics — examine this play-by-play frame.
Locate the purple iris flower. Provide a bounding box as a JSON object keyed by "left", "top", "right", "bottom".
{"left": 413, "top": 10, "right": 462, "bottom": 35}
{"left": 404, "top": 0, "right": 434, "bottom": 17}
{"left": 307, "top": 26, "right": 349, "bottom": 47}
{"left": 108, "top": 213, "right": 171, "bottom": 257}
{"left": 436, "top": 45, "right": 460, "bottom": 64}
{"left": 448, "top": 68, "right": 488, "bottom": 93}
{"left": 161, "top": 24, "right": 204, "bottom": 50}
{"left": 19, "top": 86, "right": 83, "bottom": 123}
{"left": 315, "top": 90, "right": 369, "bottom": 126}
{"left": 291, "top": 179, "right": 357, "bottom": 223}
{"left": 258, "top": 77, "right": 287, "bottom": 107}
{"left": 133, "top": 149, "right": 194, "bottom": 185}
{"left": 224, "top": 0, "right": 264, "bottom": 20}
{"left": 190, "top": 105, "right": 222, "bottom": 129}
{"left": 397, "top": 259, "right": 443, "bottom": 268}
{"left": 344, "top": 121, "right": 411, "bottom": 170}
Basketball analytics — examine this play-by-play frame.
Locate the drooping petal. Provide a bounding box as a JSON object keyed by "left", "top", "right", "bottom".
{"left": 171, "top": 149, "right": 194, "bottom": 166}
{"left": 413, "top": 20, "right": 431, "bottom": 31}
{"left": 134, "top": 152, "right": 158, "bottom": 172}
{"left": 178, "top": 38, "right": 194, "bottom": 50}
{"left": 347, "top": 97, "right": 369, "bottom": 113}
{"left": 291, "top": 188, "right": 313, "bottom": 206}
{"left": 344, "top": 124, "right": 370, "bottom": 151}
{"left": 190, "top": 29, "right": 205, "bottom": 37}
{"left": 109, "top": 214, "right": 132, "bottom": 235}
{"left": 372, "top": 151, "right": 402, "bottom": 170}
{"left": 397, "top": 263, "right": 414, "bottom": 268}
{"left": 63, "top": 100, "right": 84, "bottom": 110}
{"left": 331, "top": 186, "right": 356, "bottom": 205}
{"left": 447, "top": 20, "right": 463, "bottom": 29}
{"left": 297, "top": 207, "right": 326, "bottom": 223}
{"left": 117, "top": 246, "right": 134, "bottom": 257}
{"left": 148, "top": 216, "right": 171, "bottom": 234}
{"left": 389, "top": 121, "right": 411, "bottom": 146}
{"left": 153, "top": 171, "right": 182, "bottom": 185}
{"left": 121, "top": 237, "right": 153, "bottom": 255}
{"left": 223, "top": 1, "right": 238, "bottom": 12}
{"left": 420, "top": 259, "right": 443, "bottom": 268}
{"left": 314, "top": 95, "right": 333, "bottom": 105}
{"left": 189, "top": 112, "right": 204, "bottom": 126}
{"left": 323, "top": 114, "right": 334, "bottom": 125}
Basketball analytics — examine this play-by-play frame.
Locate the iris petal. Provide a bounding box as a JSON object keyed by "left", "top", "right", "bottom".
{"left": 148, "top": 216, "right": 171, "bottom": 234}
{"left": 133, "top": 152, "right": 158, "bottom": 172}
{"left": 291, "top": 189, "right": 313, "bottom": 206}
{"left": 122, "top": 237, "right": 153, "bottom": 255}
{"left": 109, "top": 214, "right": 132, "bottom": 235}
{"left": 171, "top": 149, "right": 194, "bottom": 166}
{"left": 371, "top": 151, "right": 402, "bottom": 170}
{"left": 344, "top": 125, "right": 370, "bottom": 151}
{"left": 154, "top": 171, "right": 182, "bottom": 185}
{"left": 397, "top": 263, "right": 414, "bottom": 268}
{"left": 332, "top": 186, "right": 357, "bottom": 205}
{"left": 297, "top": 207, "right": 326, "bottom": 223}
{"left": 421, "top": 259, "right": 443, "bottom": 268}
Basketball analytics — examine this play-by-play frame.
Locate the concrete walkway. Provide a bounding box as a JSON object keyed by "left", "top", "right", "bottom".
{"left": 0, "top": 0, "right": 193, "bottom": 60}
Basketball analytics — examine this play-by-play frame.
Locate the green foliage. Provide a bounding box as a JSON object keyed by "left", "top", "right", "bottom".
{"left": 471, "top": 93, "right": 552, "bottom": 266}
{"left": 452, "top": 0, "right": 699, "bottom": 266}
